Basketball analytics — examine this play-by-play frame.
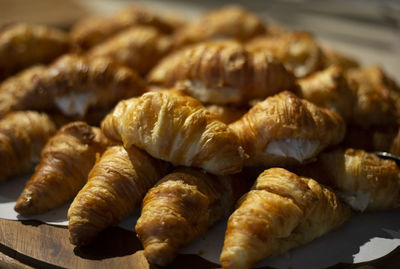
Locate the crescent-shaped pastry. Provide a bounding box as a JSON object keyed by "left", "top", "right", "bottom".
{"left": 0, "top": 111, "right": 56, "bottom": 182}
{"left": 136, "top": 167, "right": 248, "bottom": 266}
{"left": 220, "top": 168, "right": 352, "bottom": 269}
{"left": 173, "top": 5, "right": 266, "bottom": 47}
{"left": 71, "top": 6, "right": 182, "bottom": 50}
{"left": 101, "top": 90, "right": 246, "bottom": 175}
{"left": 229, "top": 91, "right": 345, "bottom": 167}
{"left": 0, "top": 23, "right": 69, "bottom": 80}
{"left": 346, "top": 66, "right": 400, "bottom": 127}
{"left": 68, "top": 145, "right": 170, "bottom": 246}
{"left": 246, "top": 31, "right": 324, "bottom": 77}
{"left": 297, "top": 65, "right": 355, "bottom": 121}
{"left": 0, "top": 54, "right": 146, "bottom": 118}
{"left": 14, "top": 121, "right": 111, "bottom": 215}
{"left": 88, "top": 26, "right": 172, "bottom": 75}
{"left": 148, "top": 40, "right": 295, "bottom": 105}
{"left": 297, "top": 148, "right": 400, "bottom": 212}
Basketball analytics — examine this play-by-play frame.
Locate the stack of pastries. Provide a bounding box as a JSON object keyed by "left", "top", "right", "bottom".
{"left": 0, "top": 4, "right": 399, "bottom": 268}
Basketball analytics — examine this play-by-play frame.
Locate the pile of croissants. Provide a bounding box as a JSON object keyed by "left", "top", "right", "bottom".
{"left": 0, "top": 4, "right": 399, "bottom": 269}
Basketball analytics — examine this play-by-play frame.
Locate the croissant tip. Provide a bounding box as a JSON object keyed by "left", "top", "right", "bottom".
{"left": 143, "top": 242, "right": 176, "bottom": 267}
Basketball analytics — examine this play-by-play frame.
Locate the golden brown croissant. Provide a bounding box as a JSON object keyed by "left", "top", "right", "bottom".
{"left": 205, "top": 105, "right": 247, "bottom": 124}
{"left": 0, "top": 54, "right": 146, "bottom": 118}
{"left": 229, "top": 91, "right": 345, "bottom": 167}
{"left": 136, "top": 167, "right": 248, "bottom": 266}
{"left": 321, "top": 47, "right": 359, "bottom": 70}
{"left": 88, "top": 26, "right": 172, "bottom": 76}
{"left": 220, "top": 168, "right": 352, "bottom": 269}
{"left": 68, "top": 145, "right": 170, "bottom": 246}
{"left": 14, "top": 121, "right": 111, "bottom": 215}
{"left": 297, "top": 65, "right": 355, "bottom": 121}
{"left": 0, "top": 111, "right": 56, "bottom": 182}
{"left": 297, "top": 148, "right": 400, "bottom": 212}
{"left": 0, "top": 23, "right": 69, "bottom": 80}
{"left": 174, "top": 5, "right": 266, "bottom": 47}
{"left": 71, "top": 6, "right": 183, "bottom": 50}
{"left": 101, "top": 90, "right": 246, "bottom": 175}
{"left": 246, "top": 31, "right": 324, "bottom": 77}
{"left": 148, "top": 40, "right": 295, "bottom": 105}
{"left": 346, "top": 66, "right": 400, "bottom": 127}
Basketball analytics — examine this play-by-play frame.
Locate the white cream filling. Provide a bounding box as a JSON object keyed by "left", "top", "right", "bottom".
{"left": 178, "top": 80, "right": 241, "bottom": 104}
{"left": 338, "top": 190, "right": 370, "bottom": 212}
{"left": 54, "top": 92, "right": 96, "bottom": 117}
{"left": 264, "top": 138, "right": 320, "bottom": 162}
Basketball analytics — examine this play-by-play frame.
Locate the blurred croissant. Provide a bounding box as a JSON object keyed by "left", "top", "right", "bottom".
{"left": 68, "top": 145, "right": 170, "bottom": 246}
{"left": 0, "top": 54, "right": 146, "bottom": 118}
{"left": 88, "top": 26, "right": 172, "bottom": 76}
{"left": 220, "top": 168, "right": 352, "bottom": 269}
{"left": 297, "top": 65, "right": 355, "bottom": 121}
{"left": 229, "top": 91, "right": 345, "bottom": 167}
{"left": 173, "top": 5, "right": 266, "bottom": 47}
{"left": 296, "top": 148, "right": 400, "bottom": 212}
{"left": 346, "top": 66, "right": 400, "bottom": 127}
{"left": 0, "top": 111, "right": 56, "bottom": 182}
{"left": 14, "top": 121, "right": 111, "bottom": 215}
{"left": 148, "top": 40, "right": 295, "bottom": 105}
{"left": 0, "top": 23, "right": 69, "bottom": 80}
{"left": 136, "top": 167, "right": 248, "bottom": 266}
{"left": 205, "top": 105, "right": 247, "bottom": 124}
{"left": 321, "top": 47, "right": 359, "bottom": 70}
{"left": 101, "top": 90, "right": 246, "bottom": 175}
{"left": 246, "top": 31, "right": 324, "bottom": 77}
{"left": 71, "top": 6, "right": 183, "bottom": 50}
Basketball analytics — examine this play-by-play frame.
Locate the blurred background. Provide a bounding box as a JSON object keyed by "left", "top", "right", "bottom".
{"left": 0, "top": 0, "right": 399, "bottom": 79}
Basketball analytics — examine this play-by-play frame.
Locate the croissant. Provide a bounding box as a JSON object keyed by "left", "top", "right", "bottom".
{"left": 346, "top": 66, "right": 400, "bottom": 127}
{"left": 205, "top": 105, "right": 247, "bottom": 124}
{"left": 88, "top": 26, "right": 172, "bottom": 76}
{"left": 246, "top": 31, "right": 324, "bottom": 77}
{"left": 297, "top": 148, "right": 400, "bottom": 212}
{"left": 68, "top": 145, "right": 170, "bottom": 246}
{"left": 136, "top": 167, "right": 248, "bottom": 266}
{"left": 101, "top": 90, "right": 246, "bottom": 175}
{"left": 0, "top": 23, "right": 69, "bottom": 80}
{"left": 148, "top": 40, "right": 295, "bottom": 105}
{"left": 14, "top": 121, "right": 111, "bottom": 215}
{"left": 0, "top": 54, "right": 146, "bottom": 118}
{"left": 229, "top": 91, "right": 345, "bottom": 167}
{"left": 321, "top": 47, "right": 359, "bottom": 70}
{"left": 0, "top": 111, "right": 56, "bottom": 182}
{"left": 173, "top": 5, "right": 266, "bottom": 47}
{"left": 220, "top": 168, "right": 352, "bottom": 269}
{"left": 297, "top": 65, "right": 355, "bottom": 121}
{"left": 71, "top": 6, "right": 183, "bottom": 50}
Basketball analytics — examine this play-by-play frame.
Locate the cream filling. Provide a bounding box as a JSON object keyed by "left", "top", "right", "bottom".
{"left": 264, "top": 138, "right": 320, "bottom": 162}
{"left": 54, "top": 92, "right": 96, "bottom": 117}
{"left": 338, "top": 190, "right": 370, "bottom": 212}
{"left": 178, "top": 80, "right": 241, "bottom": 104}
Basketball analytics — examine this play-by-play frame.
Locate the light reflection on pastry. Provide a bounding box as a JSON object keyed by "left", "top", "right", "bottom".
{"left": 297, "top": 148, "right": 400, "bottom": 212}
{"left": 220, "top": 168, "right": 351, "bottom": 269}
{"left": 229, "top": 91, "right": 345, "bottom": 167}
{"left": 101, "top": 90, "right": 246, "bottom": 175}
{"left": 0, "top": 23, "right": 69, "bottom": 80}
{"left": 173, "top": 5, "right": 266, "bottom": 47}
{"left": 88, "top": 26, "right": 172, "bottom": 75}
{"left": 0, "top": 111, "right": 56, "bottom": 182}
{"left": 148, "top": 40, "right": 295, "bottom": 105}
{"left": 14, "top": 121, "right": 111, "bottom": 215}
{"left": 136, "top": 167, "right": 248, "bottom": 266}
{"left": 68, "top": 145, "right": 170, "bottom": 246}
